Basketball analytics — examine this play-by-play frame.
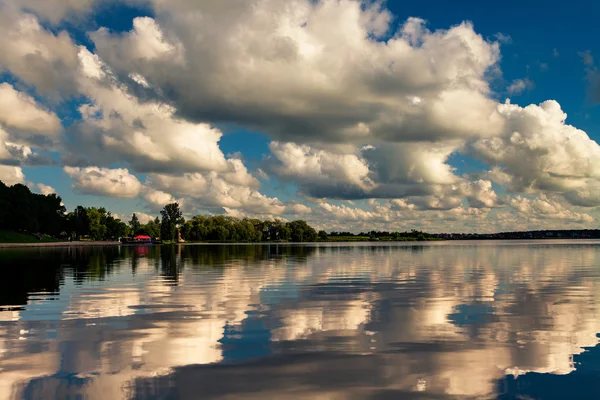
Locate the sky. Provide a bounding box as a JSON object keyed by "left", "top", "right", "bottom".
{"left": 1, "top": 0, "right": 600, "bottom": 233}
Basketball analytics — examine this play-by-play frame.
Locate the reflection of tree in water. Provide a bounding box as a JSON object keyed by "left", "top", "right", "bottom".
{"left": 159, "top": 245, "right": 183, "bottom": 284}
{"left": 4, "top": 245, "right": 430, "bottom": 310}
{"left": 122, "top": 246, "right": 161, "bottom": 276}
{"left": 0, "top": 245, "right": 321, "bottom": 309}
{"left": 71, "top": 247, "right": 121, "bottom": 282}
{"left": 0, "top": 249, "right": 64, "bottom": 308}
{"left": 0, "top": 244, "right": 427, "bottom": 311}
{"left": 178, "top": 244, "right": 317, "bottom": 268}
{"left": 0, "top": 247, "right": 124, "bottom": 308}
{"left": 268, "top": 245, "right": 318, "bottom": 264}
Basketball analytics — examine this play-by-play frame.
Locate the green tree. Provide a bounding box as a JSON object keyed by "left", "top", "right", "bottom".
{"left": 62, "top": 212, "right": 76, "bottom": 239}
{"left": 87, "top": 207, "right": 107, "bottom": 240}
{"left": 196, "top": 216, "right": 209, "bottom": 240}
{"left": 213, "top": 225, "right": 229, "bottom": 241}
{"left": 261, "top": 220, "right": 273, "bottom": 241}
{"left": 35, "top": 193, "right": 65, "bottom": 235}
{"left": 139, "top": 219, "right": 161, "bottom": 238}
{"left": 10, "top": 184, "right": 37, "bottom": 232}
{"left": 318, "top": 230, "right": 328, "bottom": 241}
{"left": 239, "top": 219, "right": 258, "bottom": 242}
{"left": 74, "top": 206, "right": 90, "bottom": 240}
{"left": 271, "top": 219, "right": 286, "bottom": 241}
{"left": 129, "top": 213, "right": 141, "bottom": 235}
{"left": 106, "top": 214, "right": 129, "bottom": 239}
{"left": 180, "top": 220, "right": 193, "bottom": 240}
{"left": 248, "top": 219, "right": 264, "bottom": 241}
{"left": 0, "top": 181, "right": 63, "bottom": 237}
{"left": 160, "top": 203, "right": 184, "bottom": 241}
{"left": 280, "top": 223, "right": 291, "bottom": 241}
{"left": 287, "top": 220, "right": 318, "bottom": 242}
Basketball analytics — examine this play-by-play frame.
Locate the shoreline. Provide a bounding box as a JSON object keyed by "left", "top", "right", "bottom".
{"left": 0, "top": 241, "right": 121, "bottom": 248}
{"left": 3, "top": 237, "right": 600, "bottom": 249}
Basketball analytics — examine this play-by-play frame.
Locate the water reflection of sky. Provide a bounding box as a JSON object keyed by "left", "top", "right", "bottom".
{"left": 0, "top": 242, "right": 600, "bottom": 399}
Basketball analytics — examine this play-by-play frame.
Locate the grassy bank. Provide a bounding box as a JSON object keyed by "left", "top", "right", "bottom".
{"left": 0, "top": 231, "right": 443, "bottom": 246}
{"left": 0, "top": 230, "right": 61, "bottom": 243}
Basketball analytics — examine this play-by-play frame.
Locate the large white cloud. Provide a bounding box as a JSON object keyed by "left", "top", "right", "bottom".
{"left": 93, "top": 16, "right": 184, "bottom": 63}
{"left": 0, "top": 83, "right": 61, "bottom": 138}
{"left": 141, "top": 187, "right": 179, "bottom": 212}
{"left": 468, "top": 100, "right": 600, "bottom": 206}
{"left": 0, "top": 83, "right": 61, "bottom": 167}
{"left": 146, "top": 167, "right": 286, "bottom": 216}
{"left": 0, "top": 128, "right": 28, "bottom": 165}
{"left": 64, "top": 48, "right": 230, "bottom": 175}
{"left": 0, "top": 4, "right": 80, "bottom": 97}
{"left": 266, "top": 141, "right": 502, "bottom": 211}
{"left": 141, "top": 156, "right": 267, "bottom": 213}
{"left": 267, "top": 141, "right": 375, "bottom": 198}
{"left": 28, "top": 183, "right": 57, "bottom": 196}
{"left": 90, "top": 3, "right": 503, "bottom": 145}
{"left": 0, "top": 165, "right": 25, "bottom": 186}
{"left": 83, "top": 0, "right": 507, "bottom": 209}
{"left": 63, "top": 166, "right": 143, "bottom": 198}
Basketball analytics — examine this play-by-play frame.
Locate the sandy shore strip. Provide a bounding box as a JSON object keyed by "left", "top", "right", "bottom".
{"left": 0, "top": 241, "right": 121, "bottom": 248}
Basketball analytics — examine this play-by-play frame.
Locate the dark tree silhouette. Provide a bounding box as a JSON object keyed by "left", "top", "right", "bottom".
{"left": 160, "top": 203, "right": 184, "bottom": 242}
{"left": 129, "top": 213, "right": 141, "bottom": 235}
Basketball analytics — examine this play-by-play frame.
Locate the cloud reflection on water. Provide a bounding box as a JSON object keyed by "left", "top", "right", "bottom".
{"left": 0, "top": 242, "right": 599, "bottom": 399}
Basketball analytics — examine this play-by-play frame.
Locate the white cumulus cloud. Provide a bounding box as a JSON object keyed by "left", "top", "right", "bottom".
{"left": 0, "top": 165, "right": 25, "bottom": 186}
{"left": 64, "top": 166, "right": 143, "bottom": 198}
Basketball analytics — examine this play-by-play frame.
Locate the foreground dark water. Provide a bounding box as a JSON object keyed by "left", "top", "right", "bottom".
{"left": 1, "top": 242, "right": 600, "bottom": 399}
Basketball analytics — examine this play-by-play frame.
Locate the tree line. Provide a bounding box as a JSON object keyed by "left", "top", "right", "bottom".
{"left": 0, "top": 182, "right": 65, "bottom": 236}
{"left": 86, "top": 204, "right": 319, "bottom": 243}
{"left": 177, "top": 215, "right": 317, "bottom": 242}
{"left": 0, "top": 181, "right": 319, "bottom": 242}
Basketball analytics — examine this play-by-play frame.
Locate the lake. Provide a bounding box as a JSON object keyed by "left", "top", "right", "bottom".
{"left": 1, "top": 241, "right": 600, "bottom": 399}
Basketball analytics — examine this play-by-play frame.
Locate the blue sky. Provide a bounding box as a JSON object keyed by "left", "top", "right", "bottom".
{"left": 1, "top": 0, "right": 600, "bottom": 232}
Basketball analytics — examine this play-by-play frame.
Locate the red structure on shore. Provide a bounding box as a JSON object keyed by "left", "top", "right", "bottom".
{"left": 134, "top": 235, "right": 151, "bottom": 242}
{"left": 121, "top": 235, "right": 159, "bottom": 244}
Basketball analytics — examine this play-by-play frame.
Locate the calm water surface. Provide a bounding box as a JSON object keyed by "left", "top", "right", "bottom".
{"left": 1, "top": 241, "right": 600, "bottom": 399}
